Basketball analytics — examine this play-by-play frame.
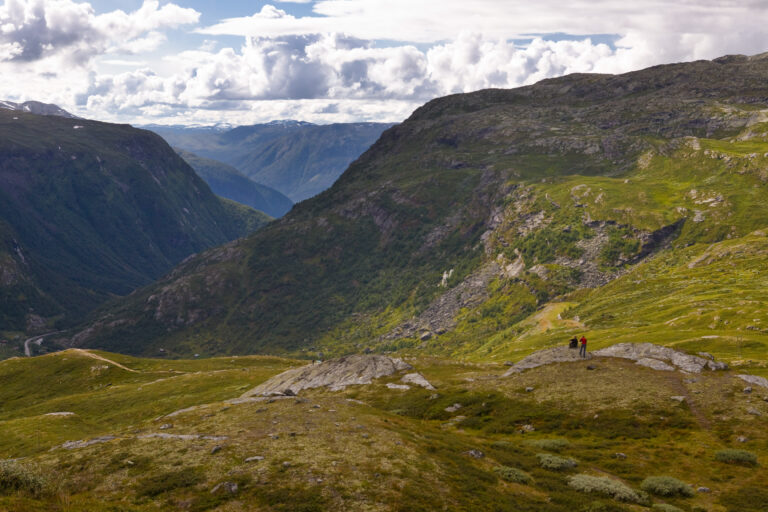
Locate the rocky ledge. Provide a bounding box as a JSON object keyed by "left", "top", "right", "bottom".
{"left": 592, "top": 343, "right": 728, "bottom": 373}
{"left": 503, "top": 346, "right": 590, "bottom": 376}
{"left": 503, "top": 342, "right": 728, "bottom": 376}
{"left": 242, "top": 355, "right": 416, "bottom": 397}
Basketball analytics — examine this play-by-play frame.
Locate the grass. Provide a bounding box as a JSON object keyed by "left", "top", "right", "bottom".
{"left": 0, "top": 351, "right": 767, "bottom": 510}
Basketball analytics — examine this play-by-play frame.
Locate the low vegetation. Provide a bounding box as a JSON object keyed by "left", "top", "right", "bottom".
{"left": 0, "top": 460, "right": 50, "bottom": 497}
{"left": 567, "top": 474, "right": 647, "bottom": 503}
{"left": 494, "top": 466, "right": 532, "bottom": 484}
{"left": 715, "top": 449, "right": 759, "bottom": 466}
{"left": 640, "top": 476, "right": 694, "bottom": 497}
{"left": 537, "top": 453, "right": 579, "bottom": 470}
{"left": 0, "top": 350, "right": 766, "bottom": 510}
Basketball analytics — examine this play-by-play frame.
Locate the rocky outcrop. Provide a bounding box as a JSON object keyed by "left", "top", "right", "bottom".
{"left": 503, "top": 342, "right": 728, "bottom": 375}
{"left": 503, "top": 346, "right": 589, "bottom": 375}
{"left": 737, "top": 374, "right": 768, "bottom": 389}
{"left": 635, "top": 358, "right": 675, "bottom": 371}
{"left": 401, "top": 372, "right": 436, "bottom": 390}
{"left": 241, "top": 355, "right": 412, "bottom": 396}
{"left": 383, "top": 262, "right": 501, "bottom": 340}
{"left": 593, "top": 343, "right": 728, "bottom": 373}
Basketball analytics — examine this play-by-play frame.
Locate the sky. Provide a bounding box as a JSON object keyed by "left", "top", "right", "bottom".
{"left": 1, "top": 1, "right": 768, "bottom": 126}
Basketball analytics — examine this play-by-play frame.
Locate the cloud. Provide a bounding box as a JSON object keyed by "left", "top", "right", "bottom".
{"left": 0, "top": 0, "right": 199, "bottom": 64}
{"left": 4, "top": 0, "right": 768, "bottom": 126}
{"left": 199, "top": 1, "right": 768, "bottom": 65}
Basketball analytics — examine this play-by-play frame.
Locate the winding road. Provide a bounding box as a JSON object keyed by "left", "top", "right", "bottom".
{"left": 23, "top": 331, "right": 62, "bottom": 357}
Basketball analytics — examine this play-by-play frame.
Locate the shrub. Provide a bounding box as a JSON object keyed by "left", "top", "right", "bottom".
{"left": 537, "top": 453, "right": 578, "bottom": 470}
{"left": 641, "top": 476, "right": 694, "bottom": 497}
{"left": 135, "top": 467, "right": 203, "bottom": 497}
{"left": 714, "top": 449, "right": 758, "bottom": 466}
{"left": 567, "top": 474, "right": 646, "bottom": 503}
{"left": 0, "top": 460, "right": 50, "bottom": 497}
{"left": 525, "top": 438, "right": 570, "bottom": 452}
{"left": 652, "top": 504, "right": 683, "bottom": 512}
{"left": 494, "top": 466, "right": 532, "bottom": 484}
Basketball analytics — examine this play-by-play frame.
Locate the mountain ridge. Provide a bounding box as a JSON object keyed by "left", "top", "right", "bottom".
{"left": 0, "top": 99, "right": 79, "bottom": 119}
{"left": 150, "top": 121, "right": 394, "bottom": 201}
{"left": 0, "top": 109, "right": 269, "bottom": 332}
{"left": 71, "top": 53, "right": 768, "bottom": 365}
{"left": 176, "top": 149, "right": 293, "bottom": 218}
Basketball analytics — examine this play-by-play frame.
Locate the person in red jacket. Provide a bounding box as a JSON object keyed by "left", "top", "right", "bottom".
{"left": 579, "top": 335, "right": 587, "bottom": 358}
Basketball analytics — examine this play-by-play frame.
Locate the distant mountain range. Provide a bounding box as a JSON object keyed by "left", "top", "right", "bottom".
{"left": 176, "top": 149, "right": 293, "bottom": 218}
{"left": 0, "top": 109, "right": 270, "bottom": 332}
{"left": 148, "top": 121, "right": 394, "bottom": 202}
{"left": 0, "top": 100, "right": 79, "bottom": 119}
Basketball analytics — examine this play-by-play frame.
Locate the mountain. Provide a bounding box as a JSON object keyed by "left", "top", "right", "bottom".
{"left": 0, "top": 99, "right": 79, "bottom": 118}
{"left": 149, "top": 121, "right": 394, "bottom": 202}
{"left": 176, "top": 149, "right": 293, "bottom": 218}
{"left": 75, "top": 53, "right": 768, "bottom": 364}
{"left": 0, "top": 109, "right": 271, "bottom": 332}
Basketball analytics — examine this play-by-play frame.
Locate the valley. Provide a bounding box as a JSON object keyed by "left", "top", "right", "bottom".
{"left": 2, "top": 52, "right": 768, "bottom": 512}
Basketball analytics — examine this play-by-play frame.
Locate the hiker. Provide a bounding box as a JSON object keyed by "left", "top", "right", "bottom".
{"left": 579, "top": 335, "right": 587, "bottom": 358}
{"left": 568, "top": 336, "right": 578, "bottom": 349}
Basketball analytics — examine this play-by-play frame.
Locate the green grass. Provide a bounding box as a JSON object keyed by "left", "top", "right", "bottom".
{"left": 1, "top": 351, "right": 767, "bottom": 510}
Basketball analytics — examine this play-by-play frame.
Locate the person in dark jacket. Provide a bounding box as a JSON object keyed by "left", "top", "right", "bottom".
{"left": 569, "top": 336, "right": 578, "bottom": 349}
{"left": 579, "top": 336, "right": 587, "bottom": 358}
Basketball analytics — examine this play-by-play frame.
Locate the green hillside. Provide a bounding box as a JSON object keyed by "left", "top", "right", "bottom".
{"left": 0, "top": 350, "right": 766, "bottom": 511}
{"left": 0, "top": 110, "right": 270, "bottom": 333}
{"left": 74, "top": 54, "right": 768, "bottom": 369}
{"left": 150, "top": 121, "right": 394, "bottom": 201}
{"left": 176, "top": 149, "right": 292, "bottom": 218}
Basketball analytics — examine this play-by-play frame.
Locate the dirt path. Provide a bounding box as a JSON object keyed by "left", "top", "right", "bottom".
{"left": 70, "top": 348, "right": 139, "bottom": 373}
{"left": 665, "top": 373, "right": 711, "bottom": 430}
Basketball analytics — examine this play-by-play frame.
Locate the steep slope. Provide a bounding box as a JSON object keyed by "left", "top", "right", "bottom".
{"left": 76, "top": 54, "right": 768, "bottom": 360}
{"left": 150, "top": 121, "right": 394, "bottom": 201}
{"left": 0, "top": 110, "right": 270, "bottom": 332}
{"left": 176, "top": 149, "right": 293, "bottom": 218}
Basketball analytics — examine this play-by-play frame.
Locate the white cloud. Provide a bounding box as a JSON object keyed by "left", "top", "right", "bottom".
{"left": 200, "top": 1, "right": 768, "bottom": 66}
{"left": 0, "top": 0, "right": 199, "bottom": 64}
{"left": 3, "top": 0, "right": 768, "bottom": 126}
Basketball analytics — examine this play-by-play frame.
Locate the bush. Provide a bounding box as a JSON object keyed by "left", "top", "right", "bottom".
{"left": 715, "top": 449, "right": 758, "bottom": 466}
{"left": 494, "top": 466, "right": 532, "bottom": 484}
{"left": 652, "top": 504, "right": 683, "bottom": 512}
{"left": 525, "top": 438, "right": 570, "bottom": 452}
{"left": 537, "top": 453, "right": 578, "bottom": 470}
{"left": 0, "top": 460, "right": 50, "bottom": 497}
{"left": 567, "top": 474, "right": 646, "bottom": 503}
{"left": 641, "top": 476, "right": 694, "bottom": 497}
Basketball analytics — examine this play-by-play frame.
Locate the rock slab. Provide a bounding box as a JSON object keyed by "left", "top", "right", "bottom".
{"left": 503, "top": 346, "right": 591, "bottom": 376}
{"left": 242, "top": 355, "right": 412, "bottom": 396}
{"left": 401, "top": 372, "right": 436, "bottom": 390}
{"left": 592, "top": 343, "right": 728, "bottom": 373}
{"left": 736, "top": 374, "right": 768, "bottom": 389}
